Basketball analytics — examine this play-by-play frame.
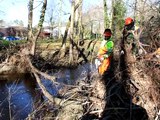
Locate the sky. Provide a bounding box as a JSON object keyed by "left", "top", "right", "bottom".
{"left": 0, "top": 0, "right": 28, "bottom": 26}
{"left": 0, "top": 0, "right": 141, "bottom": 27}
{"left": 0, "top": 0, "right": 103, "bottom": 27}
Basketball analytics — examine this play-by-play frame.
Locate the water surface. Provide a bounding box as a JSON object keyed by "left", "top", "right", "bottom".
{"left": 0, "top": 63, "right": 97, "bottom": 119}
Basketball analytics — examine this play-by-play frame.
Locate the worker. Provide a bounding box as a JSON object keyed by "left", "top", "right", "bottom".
{"left": 95, "top": 29, "right": 114, "bottom": 76}
{"left": 123, "top": 17, "right": 140, "bottom": 56}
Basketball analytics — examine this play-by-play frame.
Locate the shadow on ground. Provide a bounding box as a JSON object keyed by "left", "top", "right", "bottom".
{"left": 100, "top": 72, "right": 148, "bottom": 119}
{"left": 81, "top": 53, "right": 149, "bottom": 120}
{"left": 100, "top": 53, "right": 149, "bottom": 120}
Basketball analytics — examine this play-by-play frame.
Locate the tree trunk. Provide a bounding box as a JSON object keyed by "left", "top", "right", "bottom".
{"left": 90, "top": 22, "right": 93, "bottom": 39}
{"left": 27, "top": 0, "right": 34, "bottom": 43}
{"left": 60, "top": 19, "right": 70, "bottom": 58}
{"left": 78, "top": 2, "right": 83, "bottom": 41}
{"left": 27, "top": 0, "right": 47, "bottom": 55}
{"left": 75, "top": 0, "right": 79, "bottom": 37}
{"left": 69, "top": 0, "right": 75, "bottom": 63}
{"left": 111, "top": 0, "right": 116, "bottom": 41}
{"left": 103, "top": 0, "right": 109, "bottom": 28}
{"left": 76, "top": 0, "right": 83, "bottom": 60}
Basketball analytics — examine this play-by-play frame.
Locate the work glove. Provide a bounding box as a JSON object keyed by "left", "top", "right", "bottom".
{"left": 120, "top": 50, "right": 124, "bottom": 55}
{"left": 99, "top": 57, "right": 104, "bottom": 61}
{"left": 95, "top": 58, "right": 101, "bottom": 69}
{"left": 103, "top": 54, "right": 109, "bottom": 59}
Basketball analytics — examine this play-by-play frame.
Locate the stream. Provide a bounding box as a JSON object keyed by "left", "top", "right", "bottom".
{"left": 0, "top": 63, "right": 97, "bottom": 120}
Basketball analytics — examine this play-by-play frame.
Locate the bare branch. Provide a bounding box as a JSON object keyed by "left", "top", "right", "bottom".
{"left": 33, "top": 71, "right": 55, "bottom": 103}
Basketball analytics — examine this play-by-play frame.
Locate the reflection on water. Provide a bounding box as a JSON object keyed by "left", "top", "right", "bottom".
{"left": 55, "top": 63, "right": 97, "bottom": 84}
{"left": 0, "top": 63, "right": 97, "bottom": 119}
{"left": 0, "top": 74, "right": 41, "bottom": 120}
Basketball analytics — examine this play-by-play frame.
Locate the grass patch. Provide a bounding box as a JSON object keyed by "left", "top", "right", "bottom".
{"left": 12, "top": 39, "right": 27, "bottom": 44}
{"left": 0, "top": 40, "right": 27, "bottom": 49}
{"left": 0, "top": 40, "right": 10, "bottom": 46}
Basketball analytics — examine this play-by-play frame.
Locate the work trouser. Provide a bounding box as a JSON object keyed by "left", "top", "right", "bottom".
{"left": 95, "top": 56, "right": 111, "bottom": 75}
{"left": 125, "top": 37, "right": 138, "bottom": 56}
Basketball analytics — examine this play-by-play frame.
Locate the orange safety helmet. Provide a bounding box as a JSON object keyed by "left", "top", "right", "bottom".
{"left": 103, "top": 29, "right": 112, "bottom": 37}
{"left": 125, "top": 17, "right": 133, "bottom": 25}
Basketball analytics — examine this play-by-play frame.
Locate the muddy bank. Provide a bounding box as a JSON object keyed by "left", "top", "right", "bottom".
{"left": 0, "top": 40, "right": 100, "bottom": 75}
{"left": 37, "top": 40, "right": 101, "bottom": 66}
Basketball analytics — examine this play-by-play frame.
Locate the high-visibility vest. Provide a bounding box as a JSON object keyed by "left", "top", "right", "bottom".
{"left": 97, "top": 39, "right": 114, "bottom": 56}
{"left": 96, "top": 39, "right": 114, "bottom": 75}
